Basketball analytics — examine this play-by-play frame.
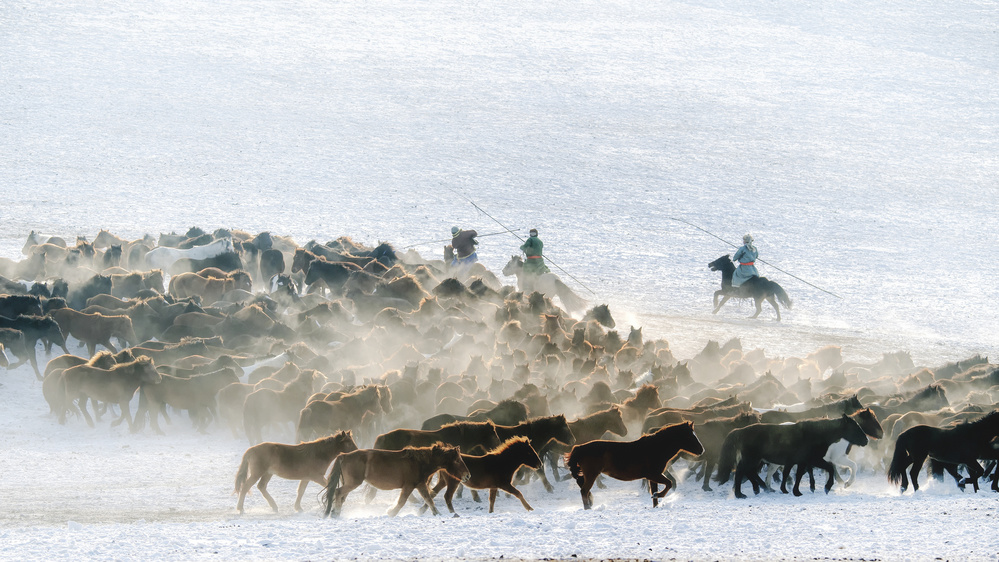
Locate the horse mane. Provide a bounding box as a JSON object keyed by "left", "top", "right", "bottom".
{"left": 625, "top": 384, "right": 659, "bottom": 408}
{"left": 963, "top": 409, "right": 999, "bottom": 429}
{"left": 86, "top": 350, "right": 115, "bottom": 366}
{"left": 487, "top": 435, "right": 531, "bottom": 455}
{"left": 114, "top": 355, "right": 153, "bottom": 370}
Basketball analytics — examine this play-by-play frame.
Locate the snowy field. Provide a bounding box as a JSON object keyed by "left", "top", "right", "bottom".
{"left": 2, "top": 0, "right": 998, "bottom": 559}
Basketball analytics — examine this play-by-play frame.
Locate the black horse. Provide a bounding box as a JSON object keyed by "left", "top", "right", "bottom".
{"left": 889, "top": 410, "right": 999, "bottom": 493}
{"left": 715, "top": 415, "right": 869, "bottom": 498}
{"left": 708, "top": 255, "right": 791, "bottom": 321}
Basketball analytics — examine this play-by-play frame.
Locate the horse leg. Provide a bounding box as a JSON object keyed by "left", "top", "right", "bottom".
{"left": 808, "top": 467, "right": 816, "bottom": 492}
{"left": 648, "top": 473, "right": 674, "bottom": 508}
{"left": 808, "top": 459, "right": 837, "bottom": 494}
{"left": 780, "top": 465, "right": 793, "bottom": 494}
{"left": 751, "top": 298, "right": 763, "bottom": 319}
{"left": 713, "top": 295, "right": 731, "bottom": 314}
{"left": 909, "top": 453, "right": 927, "bottom": 492}
{"left": 702, "top": 460, "right": 715, "bottom": 492}
{"left": 767, "top": 296, "right": 781, "bottom": 321}
{"left": 578, "top": 470, "right": 597, "bottom": 509}
{"left": 964, "top": 461, "right": 984, "bottom": 493}
{"left": 294, "top": 480, "right": 312, "bottom": 512}
{"left": 841, "top": 458, "right": 856, "bottom": 487}
{"left": 386, "top": 486, "right": 416, "bottom": 517}
{"left": 236, "top": 471, "right": 263, "bottom": 513}
{"left": 79, "top": 396, "right": 96, "bottom": 427}
{"left": 442, "top": 478, "right": 459, "bottom": 514}
{"left": 498, "top": 483, "right": 533, "bottom": 512}
{"left": 414, "top": 482, "right": 441, "bottom": 516}
{"left": 256, "top": 474, "right": 278, "bottom": 512}
{"left": 732, "top": 465, "right": 748, "bottom": 499}
{"left": 363, "top": 485, "right": 378, "bottom": 504}
{"left": 535, "top": 467, "right": 555, "bottom": 494}
{"left": 792, "top": 465, "right": 806, "bottom": 497}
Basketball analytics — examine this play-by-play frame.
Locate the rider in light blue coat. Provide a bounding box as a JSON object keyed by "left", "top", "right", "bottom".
{"left": 732, "top": 234, "right": 759, "bottom": 287}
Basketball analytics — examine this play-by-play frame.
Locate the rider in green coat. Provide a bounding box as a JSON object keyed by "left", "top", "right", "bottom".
{"left": 520, "top": 228, "right": 550, "bottom": 275}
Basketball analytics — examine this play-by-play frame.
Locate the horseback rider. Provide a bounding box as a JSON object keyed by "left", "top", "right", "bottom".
{"left": 520, "top": 228, "right": 550, "bottom": 275}
{"left": 731, "top": 234, "right": 759, "bottom": 287}
{"left": 446, "top": 226, "right": 478, "bottom": 272}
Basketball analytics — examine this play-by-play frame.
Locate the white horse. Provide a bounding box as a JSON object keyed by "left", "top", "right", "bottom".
{"left": 22, "top": 231, "right": 67, "bottom": 255}
{"left": 144, "top": 237, "right": 234, "bottom": 271}
{"left": 502, "top": 255, "right": 586, "bottom": 313}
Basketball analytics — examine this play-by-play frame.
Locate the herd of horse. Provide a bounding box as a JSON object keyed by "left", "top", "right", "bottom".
{"left": 1, "top": 227, "right": 997, "bottom": 518}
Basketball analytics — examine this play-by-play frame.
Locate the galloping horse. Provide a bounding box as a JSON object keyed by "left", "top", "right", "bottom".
{"left": 502, "top": 255, "right": 586, "bottom": 313}
{"left": 708, "top": 255, "right": 791, "bottom": 320}
{"left": 566, "top": 421, "right": 703, "bottom": 509}
{"left": 322, "top": 444, "right": 470, "bottom": 517}
{"left": 888, "top": 410, "right": 999, "bottom": 493}
{"left": 144, "top": 237, "right": 234, "bottom": 271}
{"left": 715, "top": 415, "right": 869, "bottom": 498}
{"left": 234, "top": 430, "right": 358, "bottom": 513}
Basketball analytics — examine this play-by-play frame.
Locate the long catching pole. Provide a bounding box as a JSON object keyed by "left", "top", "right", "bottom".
{"left": 401, "top": 229, "right": 523, "bottom": 250}
{"left": 448, "top": 187, "right": 597, "bottom": 295}
{"left": 670, "top": 217, "right": 843, "bottom": 299}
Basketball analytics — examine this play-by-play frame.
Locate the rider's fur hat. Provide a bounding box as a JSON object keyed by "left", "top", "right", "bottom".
{"left": 743, "top": 234, "right": 753, "bottom": 244}
{"left": 529, "top": 228, "right": 538, "bottom": 236}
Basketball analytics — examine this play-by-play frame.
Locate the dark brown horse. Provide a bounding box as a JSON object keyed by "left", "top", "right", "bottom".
{"left": 322, "top": 444, "right": 470, "bottom": 517}
{"left": 715, "top": 415, "right": 869, "bottom": 498}
{"left": 709, "top": 254, "right": 792, "bottom": 320}
{"left": 889, "top": 410, "right": 999, "bottom": 493}
{"left": 430, "top": 436, "right": 543, "bottom": 514}
{"left": 373, "top": 421, "right": 503, "bottom": 454}
{"left": 550, "top": 406, "right": 629, "bottom": 481}
{"left": 421, "top": 399, "right": 530, "bottom": 431}
{"left": 234, "top": 430, "right": 358, "bottom": 513}
{"left": 566, "top": 422, "right": 704, "bottom": 509}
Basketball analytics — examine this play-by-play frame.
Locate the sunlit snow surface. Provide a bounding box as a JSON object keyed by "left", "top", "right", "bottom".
{"left": 1, "top": 0, "right": 997, "bottom": 559}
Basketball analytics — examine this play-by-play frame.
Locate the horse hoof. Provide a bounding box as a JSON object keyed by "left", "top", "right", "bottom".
{"left": 793, "top": 490, "right": 802, "bottom": 497}
{"left": 452, "top": 513, "right": 460, "bottom": 518}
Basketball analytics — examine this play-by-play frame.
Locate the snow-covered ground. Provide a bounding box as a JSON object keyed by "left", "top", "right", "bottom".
{"left": 1, "top": 0, "right": 998, "bottom": 559}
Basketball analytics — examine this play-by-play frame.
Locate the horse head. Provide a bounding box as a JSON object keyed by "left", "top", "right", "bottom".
{"left": 583, "top": 304, "right": 615, "bottom": 329}
{"left": 708, "top": 254, "right": 734, "bottom": 272}
{"left": 853, "top": 408, "right": 884, "bottom": 439}
{"left": 502, "top": 255, "right": 523, "bottom": 277}
{"left": 841, "top": 414, "right": 869, "bottom": 447}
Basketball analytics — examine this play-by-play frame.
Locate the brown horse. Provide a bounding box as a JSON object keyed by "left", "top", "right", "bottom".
{"left": 60, "top": 356, "right": 161, "bottom": 430}
{"left": 169, "top": 271, "right": 252, "bottom": 304}
{"left": 549, "top": 406, "right": 630, "bottom": 482}
{"left": 137, "top": 367, "right": 241, "bottom": 434}
{"left": 322, "top": 444, "right": 470, "bottom": 517}
{"left": 243, "top": 369, "right": 321, "bottom": 444}
{"left": 431, "top": 436, "right": 543, "bottom": 514}
{"left": 566, "top": 421, "right": 704, "bottom": 509}
{"left": 234, "top": 430, "right": 358, "bottom": 513}
{"left": 43, "top": 349, "right": 136, "bottom": 418}
{"left": 373, "top": 421, "right": 503, "bottom": 454}
{"left": 296, "top": 385, "right": 390, "bottom": 442}
{"left": 49, "top": 307, "right": 137, "bottom": 356}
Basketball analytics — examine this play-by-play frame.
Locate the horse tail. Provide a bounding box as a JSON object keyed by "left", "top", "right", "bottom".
{"left": 771, "top": 282, "right": 792, "bottom": 310}
{"left": 715, "top": 430, "right": 742, "bottom": 484}
{"left": 233, "top": 452, "right": 251, "bottom": 495}
{"left": 887, "top": 430, "right": 913, "bottom": 485}
{"left": 554, "top": 278, "right": 586, "bottom": 313}
{"left": 321, "top": 457, "right": 344, "bottom": 518}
